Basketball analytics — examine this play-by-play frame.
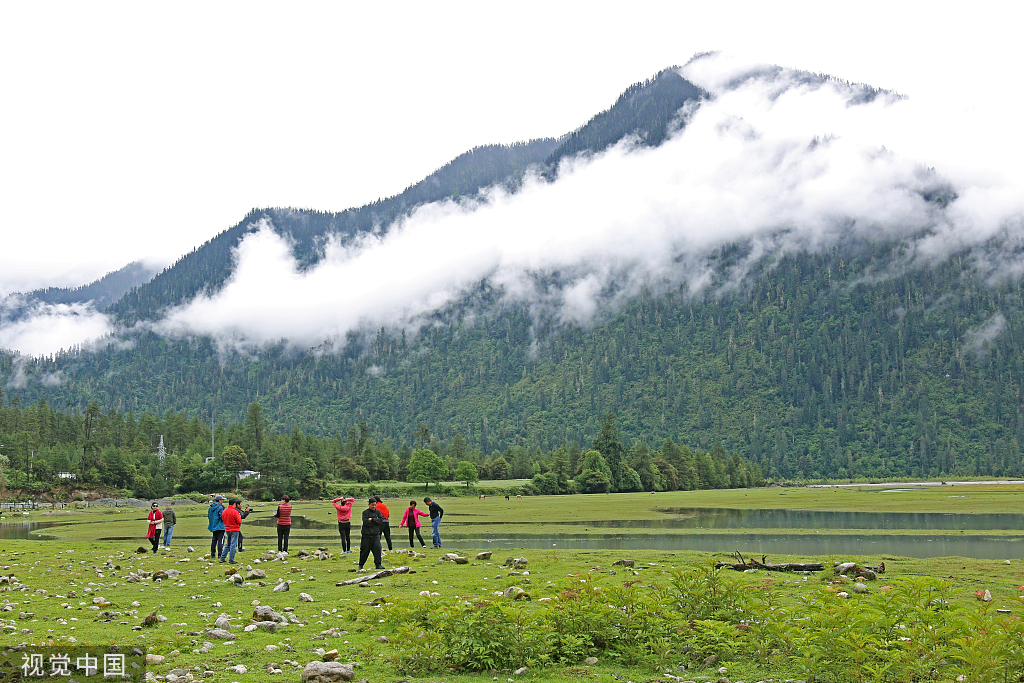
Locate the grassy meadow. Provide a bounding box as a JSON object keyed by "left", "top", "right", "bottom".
{"left": 3, "top": 485, "right": 1024, "bottom": 682}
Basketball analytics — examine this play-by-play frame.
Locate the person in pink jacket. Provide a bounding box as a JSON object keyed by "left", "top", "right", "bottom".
{"left": 332, "top": 497, "right": 356, "bottom": 554}
{"left": 398, "top": 499, "right": 429, "bottom": 548}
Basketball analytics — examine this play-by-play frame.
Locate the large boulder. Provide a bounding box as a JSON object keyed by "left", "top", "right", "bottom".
{"left": 301, "top": 661, "right": 354, "bottom": 683}
{"left": 253, "top": 606, "right": 288, "bottom": 623}
{"left": 206, "top": 628, "right": 236, "bottom": 640}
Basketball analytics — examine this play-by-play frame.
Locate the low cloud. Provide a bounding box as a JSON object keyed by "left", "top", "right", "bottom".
{"left": 0, "top": 295, "right": 113, "bottom": 358}
{"left": 963, "top": 312, "right": 1007, "bottom": 357}
{"left": 155, "top": 55, "right": 1024, "bottom": 351}
{"left": 19, "top": 53, "right": 1024, "bottom": 357}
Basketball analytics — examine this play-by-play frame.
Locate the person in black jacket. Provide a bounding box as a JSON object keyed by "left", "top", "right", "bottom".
{"left": 236, "top": 504, "right": 253, "bottom": 551}
{"left": 358, "top": 498, "right": 385, "bottom": 571}
{"left": 424, "top": 496, "right": 444, "bottom": 548}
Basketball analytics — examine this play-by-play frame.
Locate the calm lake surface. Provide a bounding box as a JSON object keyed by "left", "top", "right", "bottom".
{"left": 5, "top": 508, "right": 1024, "bottom": 559}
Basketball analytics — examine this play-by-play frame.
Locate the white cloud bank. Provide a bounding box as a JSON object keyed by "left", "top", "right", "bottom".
{"left": 8, "top": 54, "right": 1024, "bottom": 356}
{"left": 0, "top": 297, "right": 113, "bottom": 358}
{"left": 155, "top": 54, "right": 1024, "bottom": 351}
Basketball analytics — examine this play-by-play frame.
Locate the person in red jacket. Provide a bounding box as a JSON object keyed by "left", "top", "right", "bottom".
{"left": 398, "top": 500, "right": 429, "bottom": 548}
{"left": 219, "top": 499, "right": 243, "bottom": 564}
{"left": 332, "top": 497, "right": 356, "bottom": 554}
{"left": 146, "top": 502, "right": 164, "bottom": 554}
{"left": 275, "top": 495, "right": 292, "bottom": 553}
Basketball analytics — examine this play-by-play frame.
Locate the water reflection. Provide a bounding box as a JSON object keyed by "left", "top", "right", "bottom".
{"left": 438, "top": 533, "right": 1024, "bottom": 559}
{"left": 646, "top": 508, "right": 1024, "bottom": 530}
{"left": 0, "top": 522, "right": 62, "bottom": 540}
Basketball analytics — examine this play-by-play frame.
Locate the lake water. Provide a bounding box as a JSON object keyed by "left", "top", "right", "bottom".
{"left": 5, "top": 508, "right": 1024, "bottom": 559}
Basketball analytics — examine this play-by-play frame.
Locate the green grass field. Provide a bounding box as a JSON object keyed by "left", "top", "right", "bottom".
{"left": 4, "top": 485, "right": 1024, "bottom": 682}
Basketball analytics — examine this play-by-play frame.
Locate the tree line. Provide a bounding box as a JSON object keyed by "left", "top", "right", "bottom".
{"left": 0, "top": 395, "right": 759, "bottom": 499}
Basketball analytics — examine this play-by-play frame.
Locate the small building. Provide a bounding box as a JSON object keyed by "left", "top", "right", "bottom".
{"left": 57, "top": 472, "right": 77, "bottom": 480}
{"left": 237, "top": 470, "right": 261, "bottom": 481}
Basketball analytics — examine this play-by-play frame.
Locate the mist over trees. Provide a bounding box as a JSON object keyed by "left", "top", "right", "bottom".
{"left": 2, "top": 64, "right": 1022, "bottom": 484}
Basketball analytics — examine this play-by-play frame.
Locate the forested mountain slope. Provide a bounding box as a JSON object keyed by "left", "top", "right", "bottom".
{"left": 2, "top": 261, "right": 158, "bottom": 319}
{"left": 4, "top": 242, "right": 1021, "bottom": 481}
{"left": 2, "top": 62, "right": 1014, "bottom": 482}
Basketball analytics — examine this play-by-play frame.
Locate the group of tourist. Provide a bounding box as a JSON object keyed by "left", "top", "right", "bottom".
{"left": 146, "top": 493, "right": 445, "bottom": 570}
{"left": 331, "top": 495, "right": 444, "bottom": 570}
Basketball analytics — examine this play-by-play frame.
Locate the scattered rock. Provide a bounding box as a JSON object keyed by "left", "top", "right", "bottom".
{"left": 206, "top": 628, "right": 236, "bottom": 640}
{"left": 214, "top": 616, "right": 232, "bottom": 630}
{"left": 273, "top": 581, "right": 291, "bottom": 593}
{"left": 253, "top": 606, "right": 288, "bottom": 623}
{"left": 247, "top": 569, "right": 267, "bottom": 580}
{"left": 503, "top": 556, "right": 529, "bottom": 569}
{"left": 611, "top": 559, "right": 635, "bottom": 567}
{"left": 514, "top": 667, "right": 528, "bottom": 675}
{"left": 476, "top": 551, "right": 493, "bottom": 560}
{"left": 584, "top": 657, "right": 598, "bottom": 666}
{"left": 145, "top": 654, "right": 165, "bottom": 665}
{"left": 227, "top": 664, "right": 247, "bottom": 674}
{"left": 300, "top": 592, "right": 315, "bottom": 602}
{"left": 852, "top": 582, "right": 869, "bottom": 594}
{"left": 136, "top": 547, "right": 149, "bottom": 554}
{"left": 301, "top": 661, "right": 354, "bottom": 682}
{"left": 502, "top": 586, "right": 529, "bottom": 600}
{"left": 250, "top": 620, "right": 280, "bottom": 633}
{"left": 322, "top": 649, "right": 339, "bottom": 661}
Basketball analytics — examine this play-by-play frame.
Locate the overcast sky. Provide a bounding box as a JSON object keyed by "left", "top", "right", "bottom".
{"left": 0, "top": 1, "right": 1020, "bottom": 297}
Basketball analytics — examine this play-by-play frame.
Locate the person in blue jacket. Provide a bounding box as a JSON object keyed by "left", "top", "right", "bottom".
{"left": 208, "top": 495, "right": 226, "bottom": 558}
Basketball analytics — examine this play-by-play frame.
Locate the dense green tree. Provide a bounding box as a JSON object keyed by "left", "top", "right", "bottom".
{"left": 592, "top": 415, "right": 626, "bottom": 491}
{"left": 407, "top": 448, "right": 447, "bottom": 491}
{"left": 453, "top": 461, "right": 479, "bottom": 488}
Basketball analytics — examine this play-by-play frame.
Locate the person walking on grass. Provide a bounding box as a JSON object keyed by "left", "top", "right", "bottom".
{"left": 332, "top": 496, "right": 356, "bottom": 554}
{"left": 146, "top": 502, "right": 164, "bottom": 553}
{"left": 374, "top": 495, "right": 393, "bottom": 552}
{"left": 207, "top": 495, "right": 226, "bottom": 559}
{"left": 424, "top": 496, "right": 444, "bottom": 548}
{"left": 219, "top": 499, "right": 243, "bottom": 564}
{"left": 399, "top": 500, "right": 429, "bottom": 548}
{"left": 161, "top": 503, "right": 177, "bottom": 549}
{"left": 275, "top": 494, "right": 292, "bottom": 553}
{"left": 358, "top": 498, "right": 385, "bottom": 571}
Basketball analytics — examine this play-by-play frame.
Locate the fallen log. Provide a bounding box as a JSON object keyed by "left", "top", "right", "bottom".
{"left": 716, "top": 552, "right": 886, "bottom": 575}
{"left": 715, "top": 551, "right": 823, "bottom": 572}
{"left": 335, "top": 566, "right": 410, "bottom": 586}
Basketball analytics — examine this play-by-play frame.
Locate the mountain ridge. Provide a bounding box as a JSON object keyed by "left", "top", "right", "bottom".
{"left": 1, "top": 61, "right": 1019, "bottom": 482}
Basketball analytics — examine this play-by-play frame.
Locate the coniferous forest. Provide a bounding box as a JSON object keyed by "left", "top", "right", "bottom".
{"left": 2, "top": 65, "right": 1021, "bottom": 492}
